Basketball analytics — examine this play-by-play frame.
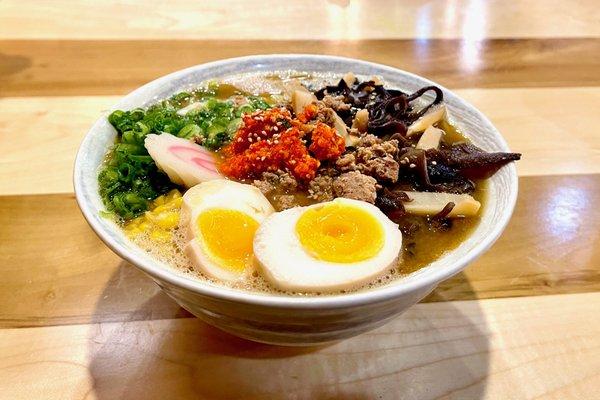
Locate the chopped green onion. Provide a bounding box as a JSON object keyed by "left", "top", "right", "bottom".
{"left": 178, "top": 124, "right": 201, "bottom": 139}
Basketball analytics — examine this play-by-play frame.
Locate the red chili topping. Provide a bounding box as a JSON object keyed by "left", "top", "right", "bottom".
{"left": 221, "top": 105, "right": 345, "bottom": 182}
{"left": 222, "top": 127, "right": 319, "bottom": 181}
{"left": 309, "top": 122, "right": 346, "bottom": 161}
{"left": 229, "top": 107, "right": 293, "bottom": 154}
{"left": 297, "top": 103, "right": 318, "bottom": 124}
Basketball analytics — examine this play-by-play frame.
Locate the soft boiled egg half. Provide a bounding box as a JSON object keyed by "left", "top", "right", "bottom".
{"left": 254, "top": 198, "right": 402, "bottom": 292}
{"left": 180, "top": 180, "right": 275, "bottom": 282}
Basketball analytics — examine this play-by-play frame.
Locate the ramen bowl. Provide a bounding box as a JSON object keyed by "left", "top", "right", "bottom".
{"left": 74, "top": 55, "right": 517, "bottom": 345}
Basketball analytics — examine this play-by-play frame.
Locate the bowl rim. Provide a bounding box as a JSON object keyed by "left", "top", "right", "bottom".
{"left": 74, "top": 54, "right": 518, "bottom": 309}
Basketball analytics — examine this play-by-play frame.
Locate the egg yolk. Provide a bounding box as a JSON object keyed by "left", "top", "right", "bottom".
{"left": 295, "top": 203, "right": 384, "bottom": 263}
{"left": 196, "top": 208, "right": 259, "bottom": 272}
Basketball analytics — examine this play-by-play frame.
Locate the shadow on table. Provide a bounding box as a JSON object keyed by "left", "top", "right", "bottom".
{"left": 87, "top": 267, "right": 490, "bottom": 399}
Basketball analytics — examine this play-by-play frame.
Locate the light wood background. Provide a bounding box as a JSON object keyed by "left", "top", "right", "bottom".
{"left": 0, "top": 1, "right": 599, "bottom": 399}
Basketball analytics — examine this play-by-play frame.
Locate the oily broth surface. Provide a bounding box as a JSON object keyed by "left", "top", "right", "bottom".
{"left": 130, "top": 226, "right": 410, "bottom": 297}
{"left": 124, "top": 71, "right": 484, "bottom": 296}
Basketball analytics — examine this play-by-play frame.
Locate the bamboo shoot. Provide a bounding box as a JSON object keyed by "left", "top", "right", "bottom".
{"left": 416, "top": 126, "right": 444, "bottom": 150}
{"left": 291, "top": 89, "right": 317, "bottom": 116}
{"left": 342, "top": 72, "right": 356, "bottom": 86}
{"left": 407, "top": 105, "right": 447, "bottom": 136}
{"left": 402, "top": 191, "right": 480, "bottom": 217}
{"left": 351, "top": 109, "right": 369, "bottom": 133}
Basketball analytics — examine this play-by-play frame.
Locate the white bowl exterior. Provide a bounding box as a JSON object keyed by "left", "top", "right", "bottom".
{"left": 158, "top": 278, "right": 436, "bottom": 345}
{"left": 74, "top": 55, "right": 517, "bottom": 345}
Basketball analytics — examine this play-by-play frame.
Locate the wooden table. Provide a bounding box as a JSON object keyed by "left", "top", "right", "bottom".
{"left": 1, "top": 1, "right": 599, "bottom": 398}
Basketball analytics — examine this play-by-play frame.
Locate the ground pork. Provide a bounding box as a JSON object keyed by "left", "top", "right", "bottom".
{"left": 252, "top": 179, "right": 274, "bottom": 195}
{"left": 252, "top": 170, "right": 298, "bottom": 195}
{"left": 335, "top": 153, "right": 356, "bottom": 172}
{"left": 333, "top": 171, "right": 378, "bottom": 204}
{"left": 274, "top": 171, "right": 298, "bottom": 191}
{"left": 360, "top": 156, "right": 399, "bottom": 183}
{"left": 314, "top": 104, "right": 338, "bottom": 127}
{"left": 334, "top": 134, "right": 400, "bottom": 182}
{"left": 358, "top": 134, "right": 380, "bottom": 147}
{"left": 273, "top": 194, "right": 297, "bottom": 210}
{"left": 321, "top": 95, "right": 351, "bottom": 112}
{"left": 315, "top": 166, "right": 340, "bottom": 177}
{"left": 308, "top": 175, "right": 334, "bottom": 202}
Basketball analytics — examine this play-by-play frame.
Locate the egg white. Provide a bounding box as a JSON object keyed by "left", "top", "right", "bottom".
{"left": 181, "top": 180, "right": 275, "bottom": 282}
{"left": 253, "top": 198, "right": 402, "bottom": 292}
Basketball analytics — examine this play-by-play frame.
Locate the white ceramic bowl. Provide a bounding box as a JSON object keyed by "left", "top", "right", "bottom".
{"left": 74, "top": 55, "right": 518, "bottom": 345}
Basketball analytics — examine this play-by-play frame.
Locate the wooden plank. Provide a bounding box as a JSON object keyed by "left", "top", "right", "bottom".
{"left": 428, "top": 174, "right": 600, "bottom": 302}
{"left": 2, "top": 87, "right": 599, "bottom": 196}
{"left": 0, "top": 175, "right": 598, "bottom": 328}
{"left": 1, "top": 0, "right": 599, "bottom": 40}
{"left": 2, "top": 38, "right": 600, "bottom": 97}
{"left": 0, "top": 192, "right": 190, "bottom": 328}
{"left": 0, "top": 293, "right": 598, "bottom": 399}
{"left": 0, "top": 96, "right": 117, "bottom": 196}
{"left": 458, "top": 87, "right": 600, "bottom": 178}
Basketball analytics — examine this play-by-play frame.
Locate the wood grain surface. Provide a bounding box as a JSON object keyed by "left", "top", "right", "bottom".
{"left": 2, "top": 0, "right": 599, "bottom": 39}
{"left": 0, "top": 293, "right": 598, "bottom": 399}
{"left": 2, "top": 38, "right": 599, "bottom": 97}
{"left": 1, "top": 1, "right": 599, "bottom": 398}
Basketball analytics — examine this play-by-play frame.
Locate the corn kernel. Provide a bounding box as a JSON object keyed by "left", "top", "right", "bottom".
{"left": 152, "top": 204, "right": 168, "bottom": 214}
{"left": 144, "top": 214, "right": 156, "bottom": 224}
{"left": 124, "top": 220, "right": 139, "bottom": 231}
{"left": 125, "top": 189, "right": 182, "bottom": 242}
{"left": 153, "top": 195, "right": 165, "bottom": 207}
{"left": 125, "top": 227, "right": 142, "bottom": 237}
{"left": 167, "top": 189, "right": 182, "bottom": 200}
{"left": 139, "top": 221, "right": 151, "bottom": 232}
{"left": 154, "top": 212, "right": 179, "bottom": 229}
{"left": 150, "top": 229, "right": 171, "bottom": 241}
{"left": 128, "top": 216, "right": 142, "bottom": 227}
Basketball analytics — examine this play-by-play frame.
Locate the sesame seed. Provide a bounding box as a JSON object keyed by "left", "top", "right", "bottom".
{"left": 248, "top": 137, "right": 253, "bottom": 142}
{"left": 409, "top": 163, "right": 416, "bottom": 168}
{"left": 431, "top": 161, "right": 437, "bottom": 165}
